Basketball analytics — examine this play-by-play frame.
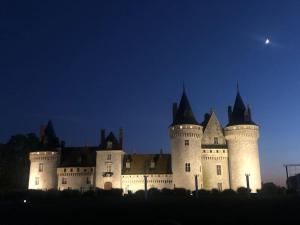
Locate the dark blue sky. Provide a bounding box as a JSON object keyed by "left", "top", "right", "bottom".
{"left": 1, "top": 0, "right": 300, "bottom": 185}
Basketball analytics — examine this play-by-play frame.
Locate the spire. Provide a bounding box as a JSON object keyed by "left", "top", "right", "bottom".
{"left": 40, "top": 120, "right": 60, "bottom": 148}
{"left": 227, "top": 87, "right": 256, "bottom": 126}
{"left": 171, "top": 90, "right": 199, "bottom": 126}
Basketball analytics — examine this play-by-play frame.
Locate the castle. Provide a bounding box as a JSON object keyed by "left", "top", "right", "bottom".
{"left": 28, "top": 88, "right": 262, "bottom": 193}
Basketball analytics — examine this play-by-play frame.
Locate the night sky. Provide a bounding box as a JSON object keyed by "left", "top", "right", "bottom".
{"left": 1, "top": 1, "right": 300, "bottom": 185}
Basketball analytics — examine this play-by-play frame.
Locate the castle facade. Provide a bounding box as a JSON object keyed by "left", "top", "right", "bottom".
{"left": 28, "top": 89, "right": 262, "bottom": 193}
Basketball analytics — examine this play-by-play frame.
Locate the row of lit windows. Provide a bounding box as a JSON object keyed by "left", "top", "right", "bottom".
{"left": 59, "top": 173, "right": 93, "bottom": 176}
{"left": 62, "top": 168, "right": 93, "bottom": 173}
{"left": 202, "top": 157, "right": 227, "bottom": 160}
{"left": 203, "top": 150, "right": 226, "bottom": 153}
{"left": 122, "top": 175, "right": 172, "bottom": 178}
{"left": 171, "top": 133, "right": 201, "bottom": 138}
{"left": 61, "top": 177, "right": 91, "bottom": 185}
{"left": 123, "top": 179, "right": 172, "bottom": 184}
{"left": 32, "top": 156, "right": 56, "bottom": 161}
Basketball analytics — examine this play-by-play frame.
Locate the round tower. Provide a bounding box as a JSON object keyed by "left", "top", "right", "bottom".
{"left": 224, "top": 90, "right": 261, "bottom": 192}
{"left": 28, "top": 120, "right": 60, "bottom": 190}
{"left": 169, "top": 90, "right": 203, "bottom": 191}
{"left": 28, "top": 151, "right": 58, "bottom": 190}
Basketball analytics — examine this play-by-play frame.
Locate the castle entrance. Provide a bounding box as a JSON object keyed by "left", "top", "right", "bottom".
{"left": 104, "top": 182, "right": 112, "bottom": 190}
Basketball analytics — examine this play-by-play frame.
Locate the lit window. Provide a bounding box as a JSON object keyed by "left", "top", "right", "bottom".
{"left": 107, "top": 154, "right": 112, "bottom": 160}
{"left": 62, "top": 177, "right": 67, "bottom": 184}
{"left": 185, "top": 163, "right": 191, "bottom": 172}
{"left": 185, "top": 140, "right": 189, "bottom": 146}
{"left": 216, "top": 165, "right": 222, "bottom": 175}
{"left": 218, "top": 182, "right": 223, "bottom": 191}
{"left": 126, "top": 161, "right": 130, "bottom": 169}
{"left": 35, "top": 177, "right": 39, "bottom": 185}
{"left": 38, "top": 163, "right": 43, "bottom": 172}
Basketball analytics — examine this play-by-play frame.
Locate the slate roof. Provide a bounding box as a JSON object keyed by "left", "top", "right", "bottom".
{"left": 100, "top": 132, "right": 122, "bottom": 150}
{"left": 171, "top": 90, "right": 199, "bottom": 126}
{"left": 122, "top": 154, "right": 172, "bottom": 175}
{"left": 59, "top": 146, "right": 98, "bottom": 167}
{"left": 227, "top": 90, "right": 256, "bottom": 126}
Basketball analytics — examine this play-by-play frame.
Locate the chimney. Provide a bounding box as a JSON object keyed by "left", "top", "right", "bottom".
{"left": 119, "top": 127, "right": 123, "bottom": 149}
{"left": 172, "top": 103, "right": 178, "bottom": 122}
{"left": 100, "top": 129, "right": 106, "bottom": 147}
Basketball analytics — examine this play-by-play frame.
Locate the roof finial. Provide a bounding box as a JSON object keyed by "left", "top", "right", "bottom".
{"left": 237, "top": 81, "right": 240, "bottom": 94}
{"left": 183, "top": 81, "right": 186, "bottom": 93}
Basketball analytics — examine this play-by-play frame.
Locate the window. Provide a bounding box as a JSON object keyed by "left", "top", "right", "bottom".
{"left": 91, "top": 168, "right": 93, "bottom": 172}
{"left": 184, "top": 140, "right": 189, "bottom": 146}
{"left": 107, "top": 164, "right": 112, "bottom": 172}
{"left": 217, "top": 165, "right": 222, "bottom": 175}
{"left": 62, "top": 177, "right": 67, "bottom": 184}
{"left": 217, "top": 182, "right": 223, "bottom": 191}
{"left": 35, "top": 177, "right": 39, "bottom": 185}
{"left": 86, "top": 177, "right": 91, "bottom": 184}
{"left": 64, "top": 168, "right": 66, "bottom": 172}
{"left": 185, "top": 163, "right": 191, "bottom": 172}
{"left": 77, "top": 168, "right": 80, "bottom": 172}
{"left": 38, "top": 163, "right": 43, "bottom": 172}
{"left": 107, "top": 141, "right": 113, "bottom": 149}
{"left": 126, "top": 161, "right": 130, "bottom": 169}
{"left": 150, "top": 161, "right": 155, "bottom": 169}
{"left": 214, "top": 137, "right": 218, "bottom": 144}
{"left": 70, "top": 168, "right": 73, "bottom": 172}
{"left": 107, "top": 154, "right": 111, "bottom": 160}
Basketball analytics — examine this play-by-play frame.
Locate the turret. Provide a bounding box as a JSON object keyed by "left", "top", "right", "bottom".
{"left": 224, "top": 89, "right": 261, "bottom": 192}
{"left": 169, "top": 89, "right": 203, "bottom": 191}
{"left": 28, "top": 120, "right": 60, "bottom": 190}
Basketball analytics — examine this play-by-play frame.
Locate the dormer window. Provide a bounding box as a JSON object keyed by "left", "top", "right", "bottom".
{"left": 150, "top": 161, "right": 155, "bottom": 169}
{"left": 126, "top": 161, "right": 130, "bottom": 169}
{"left": 214, "top": 137, "right": 218, "bottom": 144}
{"left": 107, "top": 141, "right": 113, "bottom": 149}
{"left": 107, "top": 154, "right": 111, "bottom": 160}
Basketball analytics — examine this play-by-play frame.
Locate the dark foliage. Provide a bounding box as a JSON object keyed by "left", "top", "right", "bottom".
{"left": 0, "top": 133, "right": 39, "bottom": 191}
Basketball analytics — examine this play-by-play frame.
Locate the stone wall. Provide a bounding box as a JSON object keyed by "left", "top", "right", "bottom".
{"left": 28, "top": 151, "right": 58, "bottom": 190}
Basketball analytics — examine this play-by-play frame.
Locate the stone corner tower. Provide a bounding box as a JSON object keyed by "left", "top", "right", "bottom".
{"left": 169, "top": 89, "right": 203, "bottom": 191}
{"left": 28, "top": 120, "right": 60, "bottom": 190}
{"left": 224, "top": 88, "right": 261, "bottom": 192}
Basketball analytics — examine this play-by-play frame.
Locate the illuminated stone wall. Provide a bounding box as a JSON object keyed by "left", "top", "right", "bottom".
{"left": 169, "top": 125, "right": 203, "bottom": 191}
{"left": 122, "top": 174, "right": 173, "bottom": 193}
{"left": 95, "top": 150, "right": 124, "bottom": 189}
{"left": 57, "top": 167, "right": 95, "bottom": 191}
{"left": 201, "top": 148, "right": 230, "bottom": 190}
{"left": 28, "top": 151, "right": 58, "bottom": 190}
{"left": 225, "top": 125, "right": 261, "bottom": 192}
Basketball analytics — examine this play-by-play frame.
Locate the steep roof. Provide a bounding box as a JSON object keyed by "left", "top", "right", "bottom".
{"left": 100, "top": 132, "right": 122, "bottom": 150}
{"left": 201, "top": 111, "right": 227, "bottom": 148}
{"left": 122, "top": 154, "right": 172, "bottom": 175}
{"left": 171, "top": 90, "right": 199, "bottom": 126}
{"left": 227, "top": 90, "right": 256, "bottom": 126}
{"left": 59, "top": 146, "right": 98, "bottom": 167}
{"left": 39, "top": 120, "right": 60, "bottom": 150}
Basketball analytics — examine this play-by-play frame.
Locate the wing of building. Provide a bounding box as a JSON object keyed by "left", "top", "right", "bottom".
{"left": 28, "top": 88, "right": 262, "bottom": 193}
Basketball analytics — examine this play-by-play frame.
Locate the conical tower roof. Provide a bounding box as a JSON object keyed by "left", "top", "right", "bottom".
{"left": 227, "top": 89, "right": 256, "bottom": 126}
{"left": 171, "top": 90, "right": 199, "bottom": 126}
